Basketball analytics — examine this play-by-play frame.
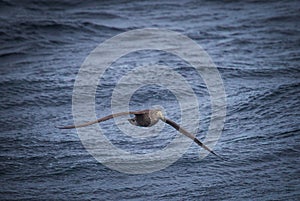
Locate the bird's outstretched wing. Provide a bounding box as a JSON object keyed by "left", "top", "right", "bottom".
{"left": 57, "top": 110, "right": 149, "bottom": 129}
{"left": 164, "top": 118, "right": 223, "bottom": 160}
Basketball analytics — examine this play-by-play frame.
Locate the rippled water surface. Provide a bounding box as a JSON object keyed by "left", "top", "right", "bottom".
{"left": 1, "top": 0, "right": 299, "bottom": 200}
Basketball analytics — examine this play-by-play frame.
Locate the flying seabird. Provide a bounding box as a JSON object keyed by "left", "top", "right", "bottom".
{"left": 58, "top": 109, "right": 223, "bottom": 159}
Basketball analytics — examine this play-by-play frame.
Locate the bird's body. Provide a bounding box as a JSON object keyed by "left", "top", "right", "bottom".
{"left": 128, "top": 109, "right": 164, "bottom": 127}
{"left": 58, "top": 109, "right": 223, "bottom": 159}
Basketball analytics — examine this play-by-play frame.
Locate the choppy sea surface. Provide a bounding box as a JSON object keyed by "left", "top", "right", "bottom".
{"left": 1, "top": 0, "right": 299, "bottom": 200}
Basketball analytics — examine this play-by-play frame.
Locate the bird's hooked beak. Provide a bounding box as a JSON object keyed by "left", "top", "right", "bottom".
{"left": 157, "top": 110, "right": 166, "bottom": 122}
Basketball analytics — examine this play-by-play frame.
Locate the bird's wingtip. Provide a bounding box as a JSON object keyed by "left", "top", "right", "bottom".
{"left": 211, "top": 151, "right": 229, "bottom": 161}
{"left": 56, "top": 125, "right": 65, "bottom": 129}
{"left": 56, "top": 125, "right": 73, "bottom": 129}
{"left": 211, "top": 151, "right": 225, "bottom": 160}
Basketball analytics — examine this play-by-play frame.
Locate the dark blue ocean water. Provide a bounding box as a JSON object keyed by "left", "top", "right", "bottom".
{"left": 1, "top": 0, "right": 299, "bottom": 200}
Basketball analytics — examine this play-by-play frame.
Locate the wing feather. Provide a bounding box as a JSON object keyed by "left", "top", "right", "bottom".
{"left": 57, "top": 110, "right": 149, "bottom": 129}
{"left": 164, "top": 118, "right": 223, "bottom": 159}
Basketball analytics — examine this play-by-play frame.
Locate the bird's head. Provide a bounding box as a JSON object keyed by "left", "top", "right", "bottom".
{"left": 156, "top": 110, "right": 166, "bottom": 122}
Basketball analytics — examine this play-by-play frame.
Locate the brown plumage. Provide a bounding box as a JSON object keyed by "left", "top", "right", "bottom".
{"left": 58, "top": 109, "right": 223, "bottom": 159}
